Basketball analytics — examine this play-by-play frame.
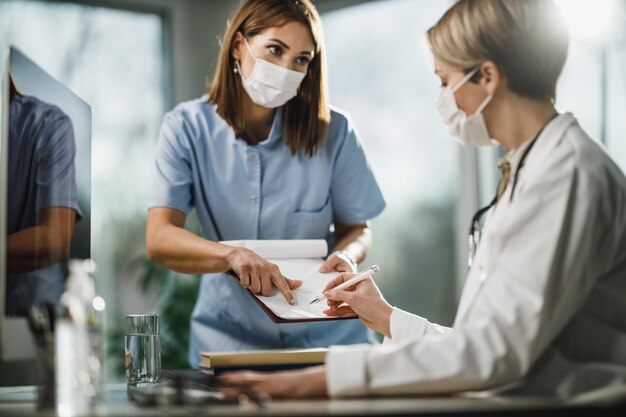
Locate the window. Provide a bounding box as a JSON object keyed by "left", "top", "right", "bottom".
{"left": 555, "top": 0, "right": 626, "bottom": 169}
{"left": 323, "top": 0, "right": 458, "bottom": 325}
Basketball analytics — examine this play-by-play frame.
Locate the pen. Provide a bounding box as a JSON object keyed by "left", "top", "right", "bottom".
{"left": 308, "top": 264, "right": 380, "bottom": 305}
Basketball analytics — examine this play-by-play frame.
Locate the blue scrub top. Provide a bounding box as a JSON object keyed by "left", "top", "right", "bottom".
{"left": 150, "top": 96, "right": 385, "bottom": 366}
{"left": 6, "top": 95, "right": 81, "bottom": 315}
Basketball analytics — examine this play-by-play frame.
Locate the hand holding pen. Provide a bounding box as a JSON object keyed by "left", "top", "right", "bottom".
{"left": 320, "top": 265, "right": 394, "bottom": 338}
{"left": 308, "top": 265, "right": 380, "bottom": 305}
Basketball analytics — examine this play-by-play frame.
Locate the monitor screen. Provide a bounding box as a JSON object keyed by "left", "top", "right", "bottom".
{"left": 0, "top": 46, "right": 91, "bottom": 361}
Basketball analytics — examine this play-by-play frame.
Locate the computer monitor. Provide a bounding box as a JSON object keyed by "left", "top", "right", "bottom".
{"left": 0, "top": 46, "right": 91, "bottom": 363}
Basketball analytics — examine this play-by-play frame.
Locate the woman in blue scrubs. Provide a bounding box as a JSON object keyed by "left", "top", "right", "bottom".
{"left": 146, "top": 0, "right": 385, "bottom": 366}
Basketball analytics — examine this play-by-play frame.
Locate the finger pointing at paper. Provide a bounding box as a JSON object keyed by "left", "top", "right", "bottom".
{"left": 227, "top": 247, "right": 302, "bottom": 305}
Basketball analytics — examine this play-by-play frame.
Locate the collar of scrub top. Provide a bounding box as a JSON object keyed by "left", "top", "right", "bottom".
{"left": 467, "top": 112, "right": 559, "bottom": 269}
{"left": 235, "top": 102, "right": 285, "bottom": 150}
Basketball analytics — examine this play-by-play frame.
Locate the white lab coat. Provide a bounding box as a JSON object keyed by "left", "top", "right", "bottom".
{"left": 326, "top": 113, "right": 626, "bottom": 398}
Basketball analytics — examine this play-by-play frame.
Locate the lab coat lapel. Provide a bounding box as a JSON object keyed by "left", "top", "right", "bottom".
{"left": 516, "top": 113, "right": 577, "bottom": 177}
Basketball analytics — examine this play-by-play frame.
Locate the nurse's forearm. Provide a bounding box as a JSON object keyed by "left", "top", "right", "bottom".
{"left": 147, "top": 223, "right": 235, "bottom": 274}
{"left": 332, "top": 223, "right": 372, "bottom": 265}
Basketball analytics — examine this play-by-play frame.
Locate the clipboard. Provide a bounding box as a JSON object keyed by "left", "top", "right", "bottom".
{"left": 222, "top": 240, "right": 358, "bottom": 324}
{"left": 228, "top": 270, "right": 356, "bottom": 324}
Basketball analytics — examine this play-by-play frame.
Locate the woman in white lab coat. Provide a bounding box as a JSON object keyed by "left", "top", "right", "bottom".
{"left": 219, "top": 0, "right": 626, "bottom": 398}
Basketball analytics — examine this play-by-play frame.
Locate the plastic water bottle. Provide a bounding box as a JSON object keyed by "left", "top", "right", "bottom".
{"left": 55, "top": 259, "right": 105, "bottom": 416}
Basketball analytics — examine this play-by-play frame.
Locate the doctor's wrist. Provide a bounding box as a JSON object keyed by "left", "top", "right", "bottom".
{"left": 368, "top": 301, "right": 393, "bottom": 338}
{"left": 381, "top": 302, "right": 393, "bottom": 338}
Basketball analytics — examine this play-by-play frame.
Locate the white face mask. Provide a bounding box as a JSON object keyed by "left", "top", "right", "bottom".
{"left": 436, "top": 67, "right": 496, "bottom": 147}
{"left": 236, "top": 38, "right": 306, "bottom": 108}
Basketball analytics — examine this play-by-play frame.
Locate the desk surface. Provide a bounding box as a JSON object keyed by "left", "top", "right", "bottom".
{"left": 0, "top": 383, "right": 624, "bottom": 417}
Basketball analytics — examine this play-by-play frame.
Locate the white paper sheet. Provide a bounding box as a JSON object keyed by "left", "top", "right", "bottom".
{"left": 221, "top": 239, "right": 328, "bottom": 260}
{"left": 258, "top": 258, "right": 336, "bottom": 319}
{"left": 221, "top": 240, "right": 340, "bottom": 320}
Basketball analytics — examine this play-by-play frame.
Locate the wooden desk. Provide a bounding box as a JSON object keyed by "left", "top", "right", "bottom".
{"left": 0, "top": 383, "right": 624, "bottom": 416}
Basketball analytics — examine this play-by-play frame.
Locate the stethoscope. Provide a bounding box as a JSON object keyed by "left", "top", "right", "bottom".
{"left": 467, "top": 114, "right": 557, "bottom": 268}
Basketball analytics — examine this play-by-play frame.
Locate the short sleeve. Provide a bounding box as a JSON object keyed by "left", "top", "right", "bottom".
{"left": 149, "top": 111, "right": 194, "bottom": 215}
{"left": 36, "top": 112, "right": 82, "bottom": 219}
{"left": 330, "top": 115, "right": 386, "bottom": 224}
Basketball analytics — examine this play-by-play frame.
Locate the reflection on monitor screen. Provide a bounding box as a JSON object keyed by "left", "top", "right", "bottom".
{"left": 0, "top": 46, "right": 91, "bottom": 361}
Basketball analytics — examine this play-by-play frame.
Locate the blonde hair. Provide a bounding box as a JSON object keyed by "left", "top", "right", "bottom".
{"left": 209, "top": 0, "right": 330, "bottom": 157}
{"left": 427, "top": 0, "right": 569, "bottom": 101}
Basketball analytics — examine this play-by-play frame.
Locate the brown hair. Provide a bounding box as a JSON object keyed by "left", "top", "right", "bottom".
{"left": 209, "top": 0, "right": 330, "bottom": 157}
{"left": 427, "top": 0, "right": 569, "bottom": 101}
